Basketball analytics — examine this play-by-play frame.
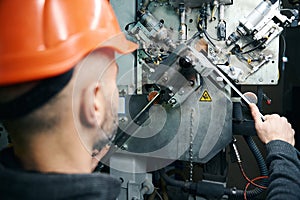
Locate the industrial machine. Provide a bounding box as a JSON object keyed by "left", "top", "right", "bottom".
{"left": 0, "top": 0, "right": 299, "bottom": 199}
{"left": 104, "top": 0, "right": 299, "bottom": 199}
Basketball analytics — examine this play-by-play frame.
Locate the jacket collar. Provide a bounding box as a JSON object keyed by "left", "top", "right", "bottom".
{"left": 0, "top": 147, "right": 121, "bottom": 200}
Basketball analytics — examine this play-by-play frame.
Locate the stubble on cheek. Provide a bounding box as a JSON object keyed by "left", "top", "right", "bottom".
{"left": 92, "top": 100, "right": 118, "bottom": 152}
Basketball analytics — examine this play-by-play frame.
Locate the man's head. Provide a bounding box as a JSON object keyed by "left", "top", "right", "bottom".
{"left": 0, "top": 0, "right": 137, "bottom": 172}
{"left": 72, "top": 48, "right": 121, "bottom": 159}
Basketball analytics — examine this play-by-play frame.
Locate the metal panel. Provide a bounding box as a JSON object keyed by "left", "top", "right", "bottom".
{"left": 111, "top": 0, "right": 137, "bottom": 94}
{"left": 206, "top": 0, "right": 281, "bottom": 85}
{"left": 110, "top": 0, "right": 283, "bottom": 165}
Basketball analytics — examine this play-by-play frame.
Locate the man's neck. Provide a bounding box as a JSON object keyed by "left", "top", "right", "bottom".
{"left": 13, "top": 126, "right": 93, "bottom": 174}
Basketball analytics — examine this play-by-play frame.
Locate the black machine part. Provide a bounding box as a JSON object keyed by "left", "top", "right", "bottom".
{"left": 288, "top": 0, "right": 300, "bottom": 5}
{"left": 160, "top": 134, "right": 268, "bottom": 199}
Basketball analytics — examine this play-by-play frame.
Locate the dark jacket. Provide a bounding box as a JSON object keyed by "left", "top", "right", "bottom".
{"left": 0, "top": 148, "right": 121, "bottom": 200}
{"left": 265, "top": 140, "right": 300, "bottom": 200}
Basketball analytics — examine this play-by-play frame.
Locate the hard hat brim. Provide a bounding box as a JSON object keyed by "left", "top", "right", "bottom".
{"left": 0, "top": 32, "right": 138, "bottom": 86}
{"left": 101, "top": 33, "right": 139, "bottom": 55}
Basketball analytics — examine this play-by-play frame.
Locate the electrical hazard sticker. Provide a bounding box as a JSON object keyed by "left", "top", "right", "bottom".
{"left": 199, "top": 90, "right": 212, "bottom": 102}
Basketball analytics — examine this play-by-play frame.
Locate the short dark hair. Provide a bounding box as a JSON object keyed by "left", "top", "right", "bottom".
{"left": 0, "top": 69, "right": 74, "bottom": 120}
{"left": 0, "top": 69, "right": 74, "bottom": 145}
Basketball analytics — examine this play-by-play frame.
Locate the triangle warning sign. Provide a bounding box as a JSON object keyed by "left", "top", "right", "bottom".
{"left": 200, "top": 90, "right": 212, "bottom": 102}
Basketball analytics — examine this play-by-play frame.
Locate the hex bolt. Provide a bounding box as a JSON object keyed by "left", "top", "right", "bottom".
{"left": 121, "top": 144, "right": 128, "bottom": 150}
{"left": 162, "top": 76, "right": 168, "bottom": 82}
{"left": 119, "top": 117, "right": 128, "bottom": 123}
{"left": 169, "top": 98, "right": 177, "bottom": 105}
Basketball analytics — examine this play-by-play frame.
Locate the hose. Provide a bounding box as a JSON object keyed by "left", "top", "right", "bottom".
{"left": 160, "top": 136, "right": 268, "bottom": 199}
{"left": 244, "top": 136, "right": 268, "bottom": 177}
{"left": 229, "top": 136, "right": 268, "bottom": 199}
{"left": 159, "top": 170, "right": 192, "bottom": 189}
{"left": 160, "top": 170, "right": 227, "bottom": 199}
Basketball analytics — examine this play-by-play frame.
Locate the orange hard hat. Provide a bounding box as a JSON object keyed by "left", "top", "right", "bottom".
{"left": 0, "top": 0, "right": 138, "bottom": 86}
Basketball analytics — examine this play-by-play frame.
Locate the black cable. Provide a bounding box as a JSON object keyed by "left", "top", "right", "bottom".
{"left": 124, "top": 21, "right": 137, "bottom": 31}
{"left": 197, "top": 19, "right": 217, "bottom": 48}
{"left": 204, "top": 29, "right": 221, "bottom": 41}
{"left": 203, "top": 30, "right": 216, "bottom": 47}
{"left": 280, "top": 33, "right": 287, "bottom": 69}
{"left": 281, "top": 35, "right": 287, "bottom": 57}
{"left": 241, "top": 40, "right": 257, "bottom": 50}
{"left": 159, "top": 170, "right": 191, "bottom": 189}
{"left": 160, "top": 169, "right": 229, "bottom": 199}
{"left": 241, "top": 38, "right": 267, "bottom": 55}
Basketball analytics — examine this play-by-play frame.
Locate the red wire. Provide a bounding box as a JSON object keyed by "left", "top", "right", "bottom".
{"left": 233, "top": 142, "right": 269, "bottom": 199}
{"left": 238, "top": 162, "right": 268, "bottom": 189}
{"left": 243, "top": 176, "right": 268, "bottom": 200}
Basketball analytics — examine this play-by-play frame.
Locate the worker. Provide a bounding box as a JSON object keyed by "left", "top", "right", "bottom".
{"left": 0, "top": 0, "right": 137, "bottom": 199}
{"left": 250, "top": 103, "right": 300, "bottom": 199}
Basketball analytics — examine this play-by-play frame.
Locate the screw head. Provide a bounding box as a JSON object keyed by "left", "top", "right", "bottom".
{"left": 121, "top": 144, "right": 128, "bottom": 150}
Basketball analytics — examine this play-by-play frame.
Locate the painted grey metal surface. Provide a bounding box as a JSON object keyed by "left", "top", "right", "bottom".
{"left": 110, "top": 0, "right": 282, "bottom": 167}
{"left": 110, "top": 154, "right": 153, "bottom": 200}
{"left": 111, "top": 0, "right": 235, "bottom": 165}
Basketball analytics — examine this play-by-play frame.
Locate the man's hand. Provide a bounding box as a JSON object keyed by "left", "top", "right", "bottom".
{"left": 249, "top": 103, "right": 295, "bottom": 146}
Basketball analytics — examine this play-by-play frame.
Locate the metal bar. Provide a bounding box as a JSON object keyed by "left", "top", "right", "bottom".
{"left": 193, "top": 49, "right": 265, "bottom": 120}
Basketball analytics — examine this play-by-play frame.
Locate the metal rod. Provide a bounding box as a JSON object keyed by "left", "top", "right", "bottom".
{"left": 193, "top": 49, "right": 265, "bottom": 120}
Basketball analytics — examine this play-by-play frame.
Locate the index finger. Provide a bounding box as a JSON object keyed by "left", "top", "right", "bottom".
{"left": 249, "top": 103, "right": 264, "bottom": 124}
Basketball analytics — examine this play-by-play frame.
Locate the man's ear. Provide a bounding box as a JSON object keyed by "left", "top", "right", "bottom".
{"left": 80, "top": 83, "right": 105, "bottom": 127}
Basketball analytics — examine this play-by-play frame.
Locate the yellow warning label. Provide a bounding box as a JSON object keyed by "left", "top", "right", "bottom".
{"left": 200, "top": 90, "right": 212, "bottom": 102}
